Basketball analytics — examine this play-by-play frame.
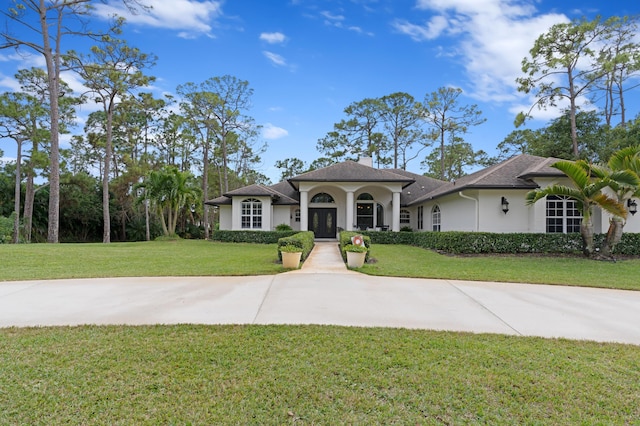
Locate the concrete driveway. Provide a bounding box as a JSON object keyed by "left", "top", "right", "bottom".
{"left": 1, "top": 272, "right": 640, "bottom": 345}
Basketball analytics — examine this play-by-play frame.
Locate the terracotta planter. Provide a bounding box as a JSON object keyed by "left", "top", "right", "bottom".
{"left": 281, "top": 251, "right": 302, "bottom": 269}
{"left": 346, "top": 251, "right": 366, "bottom": 268}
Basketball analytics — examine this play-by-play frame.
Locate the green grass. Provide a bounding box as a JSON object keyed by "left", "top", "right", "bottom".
{"left": 1, "top": 325, "right": 639, "bottom": 424}
{"left": 0, "top": 240, "right": 285, "bottom": 281}
{"left": 2, "top": 240, "right": 640, "bottom": 290}
{"left": 361, "top": 244, "right": 640, "bottom": 290}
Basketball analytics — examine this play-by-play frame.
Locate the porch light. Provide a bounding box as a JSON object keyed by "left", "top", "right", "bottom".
{"left": 628, "top": 199, "right": 638, "bottom": 216}
{"left": 501, "top": 197, "right": 509, "bottom": 214}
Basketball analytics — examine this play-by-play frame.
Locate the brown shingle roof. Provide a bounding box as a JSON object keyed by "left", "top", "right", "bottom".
{"left": 408, "top": 154, "right": 566, "bottom": 205}
{"left": 205, "top": 183, "right": 298, "bottom": 206}
{"left": 287, "top": 160, "right": 415, "bottom": 189}
{"left": 388, "top": 169, "right": 447, "bottom": 205}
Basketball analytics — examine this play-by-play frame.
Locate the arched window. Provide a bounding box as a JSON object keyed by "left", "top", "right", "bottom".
{"left": 241, "top": 198, "right": 262, "bottom": 229}
{"left": 432, "top": 205, "right": 441, "bottom": 232}
{"left": 357, "top": 193, "right": 374, "bottom": 200}
{"left": 400, "top": 209, "right": 410, "bottom": 224}
{"left": 310, "top": 192, "right": 335, "bottom": 203}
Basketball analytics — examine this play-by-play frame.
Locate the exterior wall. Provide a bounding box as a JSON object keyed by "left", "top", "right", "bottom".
{"left": 597, "top": 188, "right": 640, "bottom": 233}
{"left": 218, "top": 205, "right": 232, "bottom": 230}
{"left": 476, "top": 189, "right": 531, "bottom": 233}
{"left": 272, "top": 206, "right": 292, "bottom": 230}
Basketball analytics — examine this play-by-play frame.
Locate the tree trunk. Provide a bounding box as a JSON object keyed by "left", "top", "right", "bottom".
{"left": 24, "top": 172, "right": 35, "bottom": 243}
{"left": 40, "top": 2, "right": 61, "bottom": 243}
{"left": 13, "top": 140, "right": 23, "bottom": 244}
{"left": 102, "top": 103, "right": 113, "bottom": 243}
{"left": 145, "top": 198, "right": 150, "bottom": 241}
{"left": 580, "top": 214, "right": 594, "bottom": 257}
{"left": 601, "top": 216, "right": 625, "bottom": 258}
{"left": 203, "top": 138, "right": 209, "bottom": 240}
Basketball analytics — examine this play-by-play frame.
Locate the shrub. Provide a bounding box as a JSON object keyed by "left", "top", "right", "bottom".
{"left": 277, "top": 231, "right": 315, "bottom": 261}
{"left": 275, "top": 223, "right": 293, "bottom": 231}
{"left": 357, "top": 230, "right": 640, "bottom": 256}
{"left": 212, "top": 230, "right": 297, "bottom": 244}
{"left": 0, "top": 214, "right": 15, "bottom": 244}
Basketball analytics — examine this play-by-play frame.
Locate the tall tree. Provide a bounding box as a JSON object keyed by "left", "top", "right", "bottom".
{"left": 421, "top": 87, "right": 486, "bottom": 180}
{"left": 516, "top": 17, "right": 607, "bottom": 158}
{"left": 0, "top": 0, "right": 145, "bottom": 243}
{"left": 65, "top": 32, "right": 156, "bottom": 243}
{"left": 178, "top": 76, "right": 259, "bottom": 238}
{"left": 422, "top": 138, "right": 489, "bottom": 181}
{"left": 275, "top": 157, "right": 307, "bottom": 181}
{"left": 594, "top": 16, "right": 640, "bottom": 127}
{"left": 378, "top": 92, "right": 427, "bottom": 170}
{"left": 317, "top": 97, "right": 389, "bottom": 167}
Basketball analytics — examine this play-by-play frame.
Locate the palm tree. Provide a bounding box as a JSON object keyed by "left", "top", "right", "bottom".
{"left": 526, "top": 160, "right": 628, "bottom": 256}
{"left": 592, "top": 146, "right": 640, "bottom": 256}
{"left": 136, "top": 166, "right": 202, "bottom": 237}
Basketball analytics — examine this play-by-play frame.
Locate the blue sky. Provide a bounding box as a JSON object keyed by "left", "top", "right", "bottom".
{"left": 1, "top": 0, "right": 638, "bottom": 183}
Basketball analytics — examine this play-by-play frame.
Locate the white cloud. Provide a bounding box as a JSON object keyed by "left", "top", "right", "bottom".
{"left": 260, "top": 32, "right": 286, "bottom": 44}
{"left": 392, "top": 15, "right": 448, "bottom": 41}
{"left": 263, "top": 51, "right": 287, "bottom": 67}
{"left": 402, "top": 0, "right": 569, "bottom": 107}
{"left": 93, "top": 0, "right": 223, "bottom": 37}
{"left": 320, "top": 11, "right": 345, "bottom": 22}
{"left": 262, "top": 123, "right": 288, "bottom": 140}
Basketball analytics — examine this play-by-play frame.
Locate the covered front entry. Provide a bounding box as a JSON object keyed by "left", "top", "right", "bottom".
{"left": 309, "top": 208, "right": 337, "bottom": 238}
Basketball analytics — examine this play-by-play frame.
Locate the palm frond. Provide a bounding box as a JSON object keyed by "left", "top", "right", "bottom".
{"left": 593, "top": 193, "right": 627, "bottom": 219}
{"left": 551, "top": 160, "right": 591, "bottom": 189}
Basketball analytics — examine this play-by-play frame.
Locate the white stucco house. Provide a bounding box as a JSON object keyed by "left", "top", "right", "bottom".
{"left": 206, "top": 155, "right": 640, "bottom": 238}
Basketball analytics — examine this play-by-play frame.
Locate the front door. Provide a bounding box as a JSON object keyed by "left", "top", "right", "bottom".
{"left": 309, "top": 208, "right": 337, "bottom": 238}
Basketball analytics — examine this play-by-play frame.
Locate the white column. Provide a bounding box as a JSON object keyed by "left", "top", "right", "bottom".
{"left": 300, "top": 190, "right": 309, "bottom": 231}
{"left": 392, "top": 191, "right": 401, "bottom": 232}
{"left": 346, "top": 191, "right": 354, "bottom": 231}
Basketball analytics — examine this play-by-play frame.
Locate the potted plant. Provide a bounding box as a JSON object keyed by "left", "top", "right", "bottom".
{"left": 280, "top": 244, "right": 303, "bottom": 269}
{"left": 344, "top": 243, "right": 368, "bottom": 268}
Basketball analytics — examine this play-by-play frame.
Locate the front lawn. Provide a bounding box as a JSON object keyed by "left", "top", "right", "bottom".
{"left": 0, "top": 240, "right": 284, "bottom": 281}
{"left": 361, "top": 244, "right": 640, "bottom": 290}
{"left": 1, "top": 325, "right": 639, "bottom": 424}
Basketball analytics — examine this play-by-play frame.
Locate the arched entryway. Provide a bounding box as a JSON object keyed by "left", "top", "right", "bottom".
{"left": 309, "top": 192, "right": 337, "bottom": 238}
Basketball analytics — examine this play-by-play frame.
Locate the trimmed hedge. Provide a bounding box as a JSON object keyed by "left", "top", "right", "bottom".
{"left": 339, "top": 231, "right": 372, "bottom": 262}
{"left": 358, "top": 230, "right": 640, "bottom": 256}
{"left": 211, "top": 230, "right": 298, "bottom": 244}
{"left": 277, "top": 231, "right": 315, "bottom": 261}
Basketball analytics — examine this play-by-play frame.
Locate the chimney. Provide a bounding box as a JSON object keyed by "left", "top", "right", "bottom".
{"left": 358, "top": 156, "right": 373, "bottom": 167}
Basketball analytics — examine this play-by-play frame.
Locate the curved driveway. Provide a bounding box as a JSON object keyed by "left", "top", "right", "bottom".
{"left": 1, "top": 243, "right": 639, "bottom": 346}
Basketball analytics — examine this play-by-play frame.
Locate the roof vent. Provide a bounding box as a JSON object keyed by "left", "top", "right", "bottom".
{"left": 358, "top": 156, "right": 373, "bottom": 167}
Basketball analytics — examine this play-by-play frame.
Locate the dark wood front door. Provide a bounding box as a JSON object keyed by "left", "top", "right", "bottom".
{"left": 309, "top": 208, "right": 337, "bottom": 238}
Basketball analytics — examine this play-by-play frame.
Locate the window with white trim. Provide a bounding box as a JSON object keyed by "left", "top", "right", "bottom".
{"left": 432, "top": 205, "right": 441, "bottom": 232}
{"left": 241, "top": 198, "right": 262, "bottom": 229}
{"left": 417, "top": 206, "right": 424, "bottom": 230}
{"left": 294, "top": 209, "right": 300, "bottom": 222}
{"left": 546, "top": 195, "right": 581, "bottom": 233}
{"left": 400, "top": 209, "right": 410, "bottom": 224}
